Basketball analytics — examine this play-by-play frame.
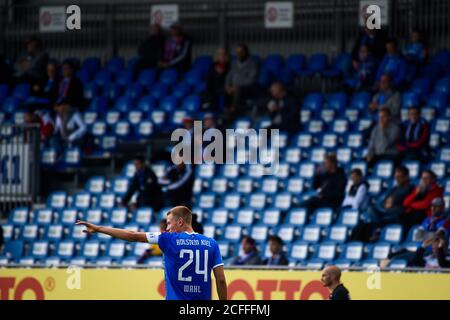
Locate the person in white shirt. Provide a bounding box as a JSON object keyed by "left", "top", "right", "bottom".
{"left": 341, "top": 168, "right": 370, "bottom": 211}
{"left": 52, "top": 99, "right": 87, "bottom": 153}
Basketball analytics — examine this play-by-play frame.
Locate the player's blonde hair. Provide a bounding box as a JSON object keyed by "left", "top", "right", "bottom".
{"left": 167, "top": 206, "right": 192, "bottom": 225}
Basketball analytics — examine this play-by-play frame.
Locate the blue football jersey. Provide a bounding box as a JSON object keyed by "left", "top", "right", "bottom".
{"left": 146, "top": 231, "right": 223, "bottom": 300}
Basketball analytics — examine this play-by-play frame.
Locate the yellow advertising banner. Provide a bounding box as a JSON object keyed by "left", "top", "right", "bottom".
{"left": 1, "top": 268, "right": 450, "bottom": 300}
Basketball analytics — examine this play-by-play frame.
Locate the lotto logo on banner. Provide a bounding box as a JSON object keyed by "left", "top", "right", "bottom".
{"left": 265, "top": 2, "right": 294, "bottom": 29}
{"left": 39, "top": 6, "right": 66, "bottom": 32}
{"left": 359, "top": 0, "right": 389, "bottom": 27}
{"left": 151, "top": 5, "right": 179, "bottom": 29}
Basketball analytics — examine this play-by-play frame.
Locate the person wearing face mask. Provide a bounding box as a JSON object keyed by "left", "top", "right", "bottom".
{"left": 398, "top": 106, "right": 430, "bottom": 162}
{"left": 344, "top": 45, "right": 378, "bottom": 92}
{"left": 159, "top": 24, "right": 192, "bottom": 72}
{"left": 225, "top": 43, "right": 259, "bottom": 120}
{"left": 401, "top": 170, "right": 444, "bottom": 235}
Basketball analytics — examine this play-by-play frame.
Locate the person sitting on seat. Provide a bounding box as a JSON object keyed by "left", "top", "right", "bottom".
{"left": 264, "top": 235, "right": 289, "bottom": 266}
{"left": 229, "top": 236, "right": 263, "bottom": 266}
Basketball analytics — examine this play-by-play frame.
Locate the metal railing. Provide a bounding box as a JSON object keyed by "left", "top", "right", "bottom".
{"left": 0, "top": 124, "right": 41, "bottom": 215}
{"left": 1, "top": 0, "right": 449, "bottom": 63}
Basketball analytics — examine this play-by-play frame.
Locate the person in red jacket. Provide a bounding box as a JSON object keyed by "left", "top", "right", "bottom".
{"left": 400, "top": 169, "right": 443, "bottom": 235}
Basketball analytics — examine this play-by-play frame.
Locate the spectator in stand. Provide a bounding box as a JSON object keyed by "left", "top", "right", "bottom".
{"left": 191, "top": 213, "right": 204, "bottom": 234}
{"left": 375, "top": 38, "right": 407, "bottom": 89}
{"left": 401, "top": 170, "right": 444, "bottom": 234}
{"left": 352, "top": 166, "right": 414, "bottom": 242}
{"left": 415, "top": 198, "right": 450, "bottom": 239}
{"left": 14, "top": 36, "right": 49, "bottom": 84}
{"left": 344, "top": 45, "right": 378, "bottom": 92}
{"left": 410, "top": 233, "right": 450, "bottom": 268}
{"left": 403, "top": 30, "right": 428, "bottom": 65}
{"left": 134, "top": 24, "right": 165, "bottom": 79}
{"left": 366, "top": 108, "right": 401, "bottom": 168}
{"left": 23, "top": 110, "right": 54, "bottom": 143}
{"left": 51, "top": 99, "right": 87, "bottom": 154}
{"left": 230, "top": 236, "right": 263, "bottom": 266}
{"left": 159, "top": 160, "right": 195, "bottom": 208}
{"left": 368, "top": 74, "right": 401, "bottom": 123}
{"left": 398, "top": 106, "right": 430, "bottom": 162}
{"left": 159, "top": 24, "right": 192, "bottom": 72}
{"left": 341, "top": 168, "right": 370, "bottom": 211}
{"left": 225, "top": 43, "right": 259, "bottom": 120}
{"left": 264, "top": 235, "right": 289, "bottom": 266}
{"left": 30, "top": 60, "right": 61, "bottom": 109}
{"left": 301, "top": 154, "right": 347, "bottom": 216}
{"left": 203, "top": 48, "right": 231, "bottom": 113}
{"left": 121, "top": 156, "right": 164, "bottom": 211}
{"left": 266, "top": 82, "right": 300, "bottom": 136}
{"left": 137, "top": 219, "right": 167, "bottom": 264}
{"left": 56, "top": 60, "right": 84, "bottom": 110}
{"left": 351, "top": 26, "right": 388, "bottom": 62}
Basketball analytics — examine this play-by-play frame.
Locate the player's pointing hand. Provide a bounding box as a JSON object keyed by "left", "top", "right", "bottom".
{"left": 76, "top": 220, "right": 99, "bottom": 234}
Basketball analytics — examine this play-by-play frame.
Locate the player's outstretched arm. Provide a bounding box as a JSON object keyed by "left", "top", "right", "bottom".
{"left": 213, "top": 265, "right": 227, "bottom": 300}
{"left": 75, "top": 220, "right": 148, "bottom": 243}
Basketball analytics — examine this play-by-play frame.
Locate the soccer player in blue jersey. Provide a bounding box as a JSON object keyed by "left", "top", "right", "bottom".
{"left": 75, "top": 206, "right": 227, "bottom": 300}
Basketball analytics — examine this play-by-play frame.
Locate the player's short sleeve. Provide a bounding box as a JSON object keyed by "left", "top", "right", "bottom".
{"left": 212, "top": 241, "right": 224, "bottom": 269}
{"left": 157, "top": 232, "right": 171, "bottom": 252}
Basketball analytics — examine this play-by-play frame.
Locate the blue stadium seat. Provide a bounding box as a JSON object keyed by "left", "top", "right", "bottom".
{"left": 429, "top": 162, "right": 447, "bottom": 179}
{"left": 301, "top": 225, "right": 321, "bottom": 243}
{"left": 137, "top": 95, "right": 157, "bottom": 113}
{"left": 337, "top": 208, "right": 359, "bottom": 228}
{"left": 150, "top": 110, "right": 166, "bottom": 127}
{"left": 82, "top": 240, "right": 101, "bottom": 259}
{"left": 402, "top": 91, "right": 420, "bottom": 108}
{"left": 59, "top": 208, "right": 79, "bottom": 226}
{"left": 2, "top": 97, "right": 21, "bottom": 113}
{"left": 46, "top": 224, "right": 64, "bottom": 242}
{"left": 136, "top": 120, "right": 154, "bottom": 139}
{"left": 159, "top": 68, "right": 178, "bottom": 87}
{"left": 218, "top": 241, "right": 231, "bottom": 259}
{"left": 104, "top": 83, "right": 122, "bottom": 101}
{"left": 350, "top": 91, "right": 371, "bottom": 110}
{"left": 224, "top": 224, "right": 242, "bottom": 242}
{"left": 172, "top": 82, "right": 192, "bottom": 99}
{"left": 302, "top": 92, "right": 324, "bottom": 111}
{"left": 5, "top": 240, "right": 24, "bottom": 260}
{"left": 341, "top": 242, "right": 364, "bottom": 262}
{"left": 234, "top": 208, "right": 254, "bottom": 226}
{"left": 89, "top": 96, "right": 108, "bottom": 113}
{"left": 9, "top": 207, "right": 29, "bottom": 225}
{"left": 304, "top": 258, "right": 325, "bottom": 269}
{"left": 97, "top": 193, "right": 116, "bottom": 211}
{"left": 315, "top": 241, "right": 337, "bottom": 261}
{"left": 276, "top": 224, "right": 296, "bottom": 243}
{"left": 116, "top": 70, "right": 134, "bottom": 87}
{"left": 369, "top": 242, "right": 391, "bottom": 260}
{"left": 31, "top": 241, "right": 49, "bottom": 259}
{"left": 94, "top": 70, "right": 112, "bottom": 88}
{"left": 63, "top": 147, "right": 82, "bottom": 167}
{"left": 262, "top": 208, "right": 281, "bottom": 226}
{"left": 125, "top": 83, "right": 144, "bottom": 100}
{"left": 304, "top": 53, "right": 328, "bottom": 75}
{"left": 133, "top": 207, "right": 153, "bottom": 227}
{"left": 285, "top": 54, "right": 306, "bottom": 76}
{"left": 249, "top": 224, "right": 269, "bottom": 243}
{"left": 159, "top": 96, "right": 179, "bottom": 113}
{"left": 22, "top": 224, "right": 39, "bottom": 242}
{"left": 85, "top": 176, "right": 106, "bottom": 194}
{"left": 311, "top": 208, "right": 334, "bottom": 227}
{"left": 12, "top": 83, "right": 30, "bottom": 100}
{"left": 427, "top": 92, "right": 447, "bottom": 110}
{"left": 82, "top": 57, "right": 101, "bottom": 76}
{"left": 182, "top": 95, "right": 202, "bottom": 112}
{"left": 211, "top": 178, "right": 228, "bottom": 193}
{"left": 373, "top": 160, "right": 394, "bottom": 179}
{"left": 33, "top": 208, "right": 54, "bottom": 227}
{"left": 149, "top": 83, "right": 169, "bottom": 101}
{"left": 107, "top": 241, "right": 126, "bottom": 260}
{"left": 210, "top": 208, "right": 230, "bottom": 227}
{"left": 47, "top": 192, "right": 67, "bottom": 210}
{"left": 326, "top": 225, "right": 348, "bottom": 243}
{"left": 333, "top": 259, "right": 352, "bottom": 269}
{"left": 198, "top": 193, "right": 217, "bottom": 210}
{"left": 109, "top": 208, "right": 128, "bottom": 227}
{"left": 327, "top": 92, "right": 347, "bottom": 111}
{"left": 114, "top": 96, "right": 134, "bottom": 113}
{"left": 106, "top": 57, "right": 125, "bottom": 74}
{"left": 380, "top": 224, "right": 403, "bottom": 244}
{"left": 222, "top": 192, "right": 242, "bottom": 210}
{"left": 290, "top": 241, "right": 309, "bottom": 261}
{"left": 388, "top": 259, "right": 408, "bottom": 269}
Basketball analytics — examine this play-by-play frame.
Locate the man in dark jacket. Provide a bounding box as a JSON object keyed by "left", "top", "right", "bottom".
{"left": 264, "top": 235, "right": 289, "bottom": 266}
{"left": 56, "top": 60, "right": 84, "bottom": 110}
{"left": 159, "top": 24, "right": 192, "bottom": 72}
{"left": 411, "top": 234, "right": 450, "bottom": 268}
{"left": 121, "top": 156, "right": 164, "bottom": 211}
{"left": 159, "top": 161, "right": 195, "bottom": 207}
{"left": 134, "top": 24, "right": 165, "bottom": 79}
{"left": 14, "top": 36, "right": 49, "bottom": 84}
{"left": 302, "top": 154, "right": 347, "bottom": 216}
{"left": 230, "top": 236, "right": 263, "bottom": 266}
{"left": 266, "top": 82, "right": 300, "bottom": 136}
